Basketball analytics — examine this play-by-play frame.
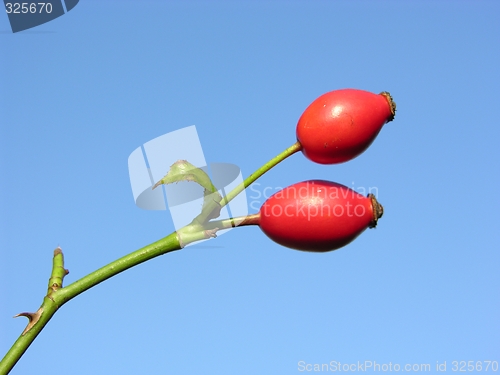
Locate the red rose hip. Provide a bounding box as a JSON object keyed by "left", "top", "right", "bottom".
{"left": 255, "top": 180, "right": 383, "bottom": 252}
{"left": 296, "top": 89, "right": 396, "bottom": 164}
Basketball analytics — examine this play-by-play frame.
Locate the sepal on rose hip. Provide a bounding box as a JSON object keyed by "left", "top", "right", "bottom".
{"left": 379, "top": 91, "right": 396, "bottom": 122}
{"left": 368, "top": 193, "right": 384, "bottom": 228}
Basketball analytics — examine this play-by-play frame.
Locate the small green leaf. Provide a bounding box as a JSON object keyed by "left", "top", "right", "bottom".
{"left": 153, "top": 160, "right": 222, "bottom": 222}
{"left": 152, "top": 160, "right": 219, "bottom": 193}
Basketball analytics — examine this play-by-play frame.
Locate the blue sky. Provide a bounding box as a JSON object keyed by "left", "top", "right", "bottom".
{"left": 1, "top": 1, "right": 499, "bottom": 374}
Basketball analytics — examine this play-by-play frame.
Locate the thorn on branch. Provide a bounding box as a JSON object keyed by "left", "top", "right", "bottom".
{"left": 13, "top": 308, "right": 43, "bottom": 336}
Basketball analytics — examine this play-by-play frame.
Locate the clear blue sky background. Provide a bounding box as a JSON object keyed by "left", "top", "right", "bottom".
{"left": 1, "top": 1, "right": 499, "bottom": 374}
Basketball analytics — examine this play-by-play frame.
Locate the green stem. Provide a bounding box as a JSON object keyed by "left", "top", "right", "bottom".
{"left": 0, "top": 233, "right": 181, "bottom": 375}
{"left": 0, "top": 297, "right": 57, "bottom": 375}
{"left": 204, "top": 214, "right": 260, "bottom": 230}
{"left": 220, "top": 141, "right": 302, "bottom": 208}
{"left": 194, "top": 141, "right": 302, "bottom": 225}
{"left": 0, "top": 141, "right": 303, "bottom": 374}
{"left": 56, "top": 233, "right": 180, "bottom": 303}
{"left": 0, "top": 248, "right": 68, "bottom": 375}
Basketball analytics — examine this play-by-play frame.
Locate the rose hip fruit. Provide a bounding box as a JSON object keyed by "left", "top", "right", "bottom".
{"left": 254, "top": 180, "right": 383, "bottom": 252}
{"left": 296, "top": 89, "right": 396, "bottom": 164}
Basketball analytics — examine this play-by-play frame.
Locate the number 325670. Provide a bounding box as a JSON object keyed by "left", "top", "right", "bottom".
{"left": 452, "top": 361, "right": 499, "bottom": 372}
{"left": 5, "top": 3, "right": 53, "bottom": 14}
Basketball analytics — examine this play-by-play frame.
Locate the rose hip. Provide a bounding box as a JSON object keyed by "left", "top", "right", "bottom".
{"left": 296, "top": 89, "right": 396, "bottom": 164}
{"left": 253, "top": 180, "right": 383, "bottom": 252}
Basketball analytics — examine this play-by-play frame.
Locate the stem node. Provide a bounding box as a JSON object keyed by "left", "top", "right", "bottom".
{"left": 204, "top": 228, "right": 219, "bottom": 239}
